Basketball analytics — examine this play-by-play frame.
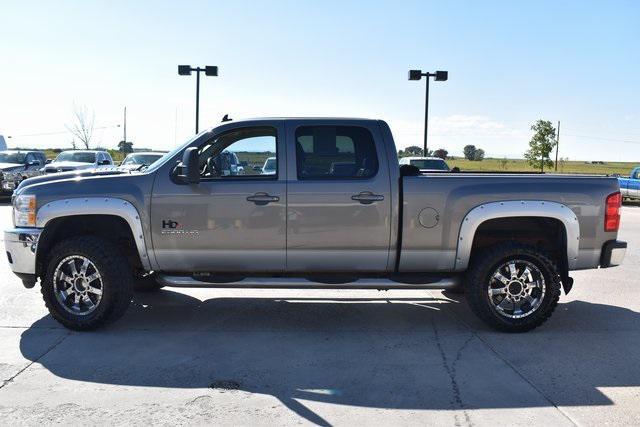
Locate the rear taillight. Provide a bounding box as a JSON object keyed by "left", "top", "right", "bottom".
{"left": 605, "top": 192, "right": 622, "bottom": 232}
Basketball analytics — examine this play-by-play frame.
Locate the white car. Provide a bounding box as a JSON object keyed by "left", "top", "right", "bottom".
{"left": 118, "top": 152, "right": 166, "bottom": 171}
{"left": 43, "top": 150, "right": 114, "bottom": 173}
{"left": 399, "top": 156, "right": 450, "bottom": 172}
{"left": 261, "top": 157, "right": 276, "bottom": 175}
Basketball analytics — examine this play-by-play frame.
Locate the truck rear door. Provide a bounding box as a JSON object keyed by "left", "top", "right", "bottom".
{"left": 285, "top": 120, "right": 392, "bottom": 272}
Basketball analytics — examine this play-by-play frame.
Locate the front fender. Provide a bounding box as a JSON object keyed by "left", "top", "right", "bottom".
{"left": 36, "top": 197, "right": 152, "bottom": 270}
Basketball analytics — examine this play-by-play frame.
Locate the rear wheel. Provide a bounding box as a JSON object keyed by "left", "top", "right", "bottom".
{"left": 41, "top": 236, "right": 133, "bottom": 330}
{"left": 466, "top": 242, "right": 561, "bottom": 332}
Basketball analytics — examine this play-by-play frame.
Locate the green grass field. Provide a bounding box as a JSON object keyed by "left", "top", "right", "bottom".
{"left": 446, "top": 158, "right": 636, "bottom": 176}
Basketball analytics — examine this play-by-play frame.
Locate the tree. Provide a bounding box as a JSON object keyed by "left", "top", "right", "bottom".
{"left": 433, "top": 148, "right": 448, "bottom": 159}
{"left": 473, "top": 149, "right": 485, "bottom": 161}
{"left": 524, "top": 120, "right": 557, "bottom": 172}
{"left": 66, "top": 104, "right": 95, "bottom": 149}
{"left": 499, "top": 157, "right": 508, "bottom": 170}
{"left": 404, "top": 146, "right": 424, "bottom": 156}
{"left": 559, "top": 156, "right": 569, "bottom": 173}
{"left": 463, "top": 145, "right": 477, "bottom": 160}
{"left": 118, "top": 140, "right": 133, "bottom": 153}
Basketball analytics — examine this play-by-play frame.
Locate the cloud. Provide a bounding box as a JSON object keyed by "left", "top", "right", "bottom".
{"left": 390, "top": 115, "right": 526, "bottom": 154}
{"left": 430, "top": 115, "right": 524, "bottom": 139}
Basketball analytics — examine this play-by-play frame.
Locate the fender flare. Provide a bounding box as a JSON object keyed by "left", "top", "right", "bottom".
{"left": 36, "top": 197, "right": 152, "bottom": 271}
{"left": 454, "top": 200, "right": 580, "bottom": 271}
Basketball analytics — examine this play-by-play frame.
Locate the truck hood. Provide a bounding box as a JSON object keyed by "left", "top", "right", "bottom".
{"left": 0, "top": 162, "right": 23, "bottom": 171}
{"left": 17, "top": 168, "right": 129, "bottom": 193}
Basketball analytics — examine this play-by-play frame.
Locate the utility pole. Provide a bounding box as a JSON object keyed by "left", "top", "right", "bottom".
{"left": 123, "top": 106, "right": 127, "bottom": 144}
{"left": 554, "top": 120, "right": 560, "bottom": 172}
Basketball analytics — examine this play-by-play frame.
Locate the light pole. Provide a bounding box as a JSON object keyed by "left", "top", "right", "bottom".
{"left": 408, "top": 69, "right": 448, "bottom": 155}
{"left": 178, "top": 65, "right": 219, "bottom": 134}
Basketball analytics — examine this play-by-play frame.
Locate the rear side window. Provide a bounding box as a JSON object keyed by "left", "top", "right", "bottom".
{"left": 409, "top": 159, "right": 449, "bottom": 171}
{"left": 295, "top": 126, "right": 378, "bottom": 180}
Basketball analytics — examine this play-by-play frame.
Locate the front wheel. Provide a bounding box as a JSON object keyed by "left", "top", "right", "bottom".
{"left": 41, "top": 236, "right": 133, "bottom": 330}
{"left": 465, "top": 243, "right": 561, "bottom": 333}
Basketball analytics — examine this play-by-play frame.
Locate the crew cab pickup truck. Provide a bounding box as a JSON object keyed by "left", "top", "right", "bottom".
{"left": 5, "top": 118, "right": 627, "bottom": 332}
{"left": 619, "top": 167, "right": 640, "bottom": 201}
{"left": 0, "top": 150, "right": 47, "bottom": 194}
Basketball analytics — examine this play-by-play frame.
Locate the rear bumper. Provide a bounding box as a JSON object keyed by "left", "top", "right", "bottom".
{"left": 4, "top": 228, "right": 42, "bottom": 287}
{"left": 600, "top": 240, "right": 627, "bottom": 268}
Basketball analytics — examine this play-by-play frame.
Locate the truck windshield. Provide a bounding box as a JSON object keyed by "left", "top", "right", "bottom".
{"left": 263, "top": 157, "right": 276, "bottom": 172}
{"left": 410, "top": 159, "right": 449, "bottom": 171}
{"left": 0, "top": 152, "right": 26, "bottom": 164}
{"left": 122, "top": 154, "right": 163, "bottom": 166}
{"left": 55, "top": 152, "right": 96, "bottom": 163}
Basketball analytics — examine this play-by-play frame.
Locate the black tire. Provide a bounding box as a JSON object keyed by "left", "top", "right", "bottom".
{"left": 465, "top": 242, "right": 561, "bottom": 333}
{"left": 133, "top": 273, "right": 164, "bottom": 292}
{"left": 41, "top": 236, "right": 133, "bottom": 331}
{"left": 441, "top": 285, "right": 466, "bottom": 295}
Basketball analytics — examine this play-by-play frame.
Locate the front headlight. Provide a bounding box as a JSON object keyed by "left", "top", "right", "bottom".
{"left": 14, "top": 194, "right": 37, "bottom": 227}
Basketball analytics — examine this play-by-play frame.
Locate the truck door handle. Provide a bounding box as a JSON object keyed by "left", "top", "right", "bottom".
{"left": 246, "top": 192, "right": 280, "bottom": 205}
{"left": 351, "top": 191, "right": 384, "bottom": 204}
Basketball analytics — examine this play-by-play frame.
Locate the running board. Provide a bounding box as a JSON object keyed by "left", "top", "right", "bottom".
{"left": 157, "top": 275, "right": 461, "bottom": 290}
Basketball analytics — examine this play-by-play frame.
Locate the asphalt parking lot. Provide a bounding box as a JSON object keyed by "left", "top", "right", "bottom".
{"left": 0, "top": 202, "right": 638, "bottom": 426}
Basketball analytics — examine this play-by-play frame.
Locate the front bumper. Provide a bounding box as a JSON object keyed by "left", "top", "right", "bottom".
{"left": 600, "top": 240, "right": 627, "bottom": 268}
{"left": 4, "top": 228, "right": 42, "bottom": 287}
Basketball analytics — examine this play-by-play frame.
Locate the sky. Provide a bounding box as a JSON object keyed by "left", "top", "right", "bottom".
{"left": 1, "top": 0, "right": 639, "bottom": 161}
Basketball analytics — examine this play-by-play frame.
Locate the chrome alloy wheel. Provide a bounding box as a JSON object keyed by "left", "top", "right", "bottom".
{"left": 53, "top": 255, "right": 103, "bottom": 315}
{"left": 488, "top": 259, "right": 546, "bottom": 319}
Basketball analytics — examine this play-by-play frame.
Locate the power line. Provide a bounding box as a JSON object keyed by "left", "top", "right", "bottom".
{"left": 562, "top": 133, "right": 640, "bottom": 144}
{"left": 7, "top": 124, "right": 121, "bottom": 139}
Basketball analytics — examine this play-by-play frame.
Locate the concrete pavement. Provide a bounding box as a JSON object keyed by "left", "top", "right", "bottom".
{"left": 0, "top": 203, "right": 638, "bottom": 426}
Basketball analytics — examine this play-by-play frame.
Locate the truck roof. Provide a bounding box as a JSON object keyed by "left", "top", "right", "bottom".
{"left": 208, "top": 117, "right": 380, "bottom": 129}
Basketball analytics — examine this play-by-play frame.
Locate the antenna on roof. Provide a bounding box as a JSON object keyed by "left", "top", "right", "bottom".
{"left": 221, "top": 114, "right": 232, "bottom": 122}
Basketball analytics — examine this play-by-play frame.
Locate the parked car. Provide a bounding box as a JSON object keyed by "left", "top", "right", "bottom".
{"left": 5, "top": 118, "right": 626, "bottom": 332}
{"left": 215, "top": 150, "right": 244, "bottom": 176}
{"left": 42, "top": 150, "right": 114, "bottom": 173}
{"left": 118, "top": 152, "right": 166, "bottom": 171}
{"left": 0, "top": 150, "right": 46, "bottom": 194}
{"left": 618, "top": 167, "right": 640, "bottom": 201}
{"left": 399, "top": 156, "right": 450, "bottom": 171}
{"left": 261, "top": 156, "right": 277, "bottom": 175}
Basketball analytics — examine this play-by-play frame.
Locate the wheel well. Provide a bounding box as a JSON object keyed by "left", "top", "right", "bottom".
{"left": 36, "top": 215, "right": 142, "bottom": 278}
{"left": 470, "top": 216, "right": 568, "bottom": 275}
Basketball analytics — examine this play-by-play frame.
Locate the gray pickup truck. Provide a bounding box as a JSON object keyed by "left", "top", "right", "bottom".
{"left": 4, "top": 118, "right": 627, "bottom": 332}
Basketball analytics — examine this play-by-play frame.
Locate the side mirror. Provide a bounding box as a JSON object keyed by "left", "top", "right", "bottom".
{"left": 45, "top": 159, "right": 52, "bottom": 164}
{"left": 178, "top": 147, "right": 200, "bottom": 184}
{"left": 99, "top": 159, "right": 111, "bottom": 165}
{"left": 28, "top": 160, "right": 41, "bottom": 167}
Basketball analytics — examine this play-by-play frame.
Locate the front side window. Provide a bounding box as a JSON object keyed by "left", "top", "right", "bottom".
{"left": 25, "top": 153, "right": 35, "bottom": 163}
{"left": 295, "top": 125, "right": 378, "bottom": 180}
{"left": 197, "top": 126, "right": 277, "bottom": 179}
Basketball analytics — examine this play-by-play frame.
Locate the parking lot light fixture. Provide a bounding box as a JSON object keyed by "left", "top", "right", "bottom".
{"left": 408, "top": 69, "right": 448, "bottom": 154}
{"left": 178, "top": 65, "right": 219, "bottom": 133}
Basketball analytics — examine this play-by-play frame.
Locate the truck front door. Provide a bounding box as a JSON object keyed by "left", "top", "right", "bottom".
{"left": 285, "top": 121, "right": 392, "bottom": 273}
{"left": 150, "top": 121, "right": 287, "bottom": 272}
